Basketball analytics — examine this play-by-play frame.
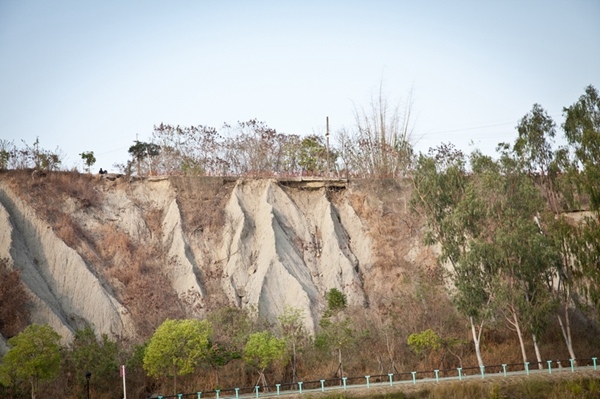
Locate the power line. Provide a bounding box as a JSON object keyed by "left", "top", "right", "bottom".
{"left": 421, "top": 113, "right": 562, "bottom": 136}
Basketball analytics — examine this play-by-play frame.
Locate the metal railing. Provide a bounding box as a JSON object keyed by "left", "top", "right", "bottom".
{"left": 150, "top": 357, "right": 599, "bottom": 399}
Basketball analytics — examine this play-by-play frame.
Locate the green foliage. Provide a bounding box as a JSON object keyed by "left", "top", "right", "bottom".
{"left": 0, "top": 324, "right": 61, "bottom": 398}
{"left": 79, "top": 151, "right": 96, "bottom": 172}
{"left": 128, "top": 140, "right": 161, "bottom": 176}
{"left": 561, "top": 85, "right": 600, "bottom": 320}
{"left": 297, "top": 135, "right": 335, "bottom": 174}
{"left": 67, "top": 326, "right": 118, "bottom": 392}
{"left": 0, "top": 150, "right": 9, "bottom": 170}
{"left": 326, "top": 288, "right": 347, "bottom": 315}
{"left": 407, "top": 329, "right": 442, "bottom": 356}
{"left": 563, "top": 85, "right": 600, "bottom": 210}
{"left": 243, "top": 331, "right": 286, "bottom": 371}
{"left": 143, "top": 318, "right": 212, "bottom": 391}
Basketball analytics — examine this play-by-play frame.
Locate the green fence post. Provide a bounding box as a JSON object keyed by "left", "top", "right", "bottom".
{"left": 255, "top": 386, "right": 259, "bottom": 398}
{"left": 388, "top": 373, "right": 394, "bottom": 386}
{"left": 434, "top": 370, "right": 439, "bottom": 383}
{"left": 320, "top": 380, "right": 325, "bottom": 392}
{"left": 197, "top": 392, "right": 202, "bottom": 399}
{"left": 276, "top": 384, "right": 280, "bottom": 395}
{"left": 593, "top": 357, "right": 598, "bottom": 370}
{"left": 298, "top": 382, "right": 303, "bottom": 394}
{"left": 411, "top": 371, "right": 417, "bottom": 384}
{"left": 178, "top": 394, "right": 182, "bottom": 399}
{"left": 480, "top": 365, "right": 485, "bottom": 379}
{"left": 216, "top": 390, "right": 220, "bottom": 399}
{"left": 366, "top": 376, "right": 370, "bottom": 388}
{"left": 525, "top": 362, "right": 530, "bottom": 376}
{"left": 570, "top": 359, "right": 575, "bottom": 372}
{"left": 342, "top": 377, "right": 347, "bottom": 389}
{"left": 502, "top": 364, "right": 507, "bottom": 377}
{"left": 547, "top": 360, "right": 552, "bottom": 374}
{"left": 457, "top": 368, "right": 462, "bottom": 380}
{"left": 234, "top": 388, "right": 239, "bottom": 399}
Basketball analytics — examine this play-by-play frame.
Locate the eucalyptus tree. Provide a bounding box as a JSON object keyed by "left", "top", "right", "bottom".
{"left": 513, "top": 103, "right": 580, "bottom": 361}
{"left": 412, "top": 142, "right": 560, "bottom": 368}
{"left": 562, "top": 85, "right": 600, "bottom": 322}
{"left": 410, "top": 144, "right": 490, "bottom": 367}
{"left": 464, "top": 149, "right": 557, "bottom": 368}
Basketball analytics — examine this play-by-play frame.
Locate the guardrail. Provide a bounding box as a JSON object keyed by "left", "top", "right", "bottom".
{"left": 149, "top": 357, "right": 599, "bottom": 399}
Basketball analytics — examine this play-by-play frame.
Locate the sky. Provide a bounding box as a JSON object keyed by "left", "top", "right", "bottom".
{"left": 1, "top": 0, "right": 599, "bottom": 172}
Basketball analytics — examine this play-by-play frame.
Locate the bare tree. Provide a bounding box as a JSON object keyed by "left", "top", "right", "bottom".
{"left": 337, "top": 84, "right": 414, "bottom": 178}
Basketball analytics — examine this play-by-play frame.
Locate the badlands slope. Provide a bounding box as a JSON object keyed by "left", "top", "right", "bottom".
{"left": 0, "top": 173, "right": 434, "bottom": 349}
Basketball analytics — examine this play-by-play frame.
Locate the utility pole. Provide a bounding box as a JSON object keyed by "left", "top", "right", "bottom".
{"left": 326, "top": 116, "right": 330, "bottom": 177}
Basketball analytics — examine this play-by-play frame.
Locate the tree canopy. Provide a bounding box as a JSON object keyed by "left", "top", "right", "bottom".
{"left": 143, "top": 319, "right": 212, "bottom": 393}
{"left": 0, "top": 324, "right": 61, "bottom": 399}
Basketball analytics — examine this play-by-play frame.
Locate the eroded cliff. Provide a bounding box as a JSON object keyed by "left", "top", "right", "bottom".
{"left": 0, "top": 172, "right": 435, "bottom": 345}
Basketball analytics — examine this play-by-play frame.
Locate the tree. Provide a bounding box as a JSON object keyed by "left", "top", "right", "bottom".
{"left": 143, "top": 319, "right": 212, "bottom": 394}
{"left": 79, "top": 151, "right": 96, "bottom": 173}
{"left": 316, "top": 288, "right": 353, "bottom": 378}
{"left": 128, "top": 140, "right": 160, "bottom": 176}
{"left": 412, "top": 142, "right": 558, "bottom": 369}
{"left": 244, "top": 331, "right": 286, "bottom": 389}
{"left": 277, "top": 307, "right": 306, "bottom": 383}
{"left": 461, "top": 149, "right": 556, "bottom": 368}
{"left": 514, "top": 104, "right": 579, "bottom": 362}
{"left": 66, "top": 326, "right": 119, "bottom": 396}
{"left": 325, "top": 288, "right": 347, "bottom": 315}
{"left": 297, "top": 135, "right": 336, "bottom": 175}
{"left": 562, "top": 84, "right": 600, "bottom": 321}
{"left": 0, "top": 324, "right": 61, "bottom": 399}
{"left": 410, "top": 144, "right": 490, "bottom": 367}
{"left": 151, "top": 124, "right": 226, "bottom": 176}
{"left": 337, "top": 84, "right": 414, "bottom": 178}
{"left": 0, "top": 140, "right": 13, "bottom": 170}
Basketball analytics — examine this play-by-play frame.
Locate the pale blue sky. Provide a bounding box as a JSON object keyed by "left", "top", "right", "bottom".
{"left": 1, "top": 1, "right": 599, "bottom": 171}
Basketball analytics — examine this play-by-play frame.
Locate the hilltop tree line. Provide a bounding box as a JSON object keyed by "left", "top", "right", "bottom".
{"left": 0, "top": 88, "right": 413, "bottom": 178}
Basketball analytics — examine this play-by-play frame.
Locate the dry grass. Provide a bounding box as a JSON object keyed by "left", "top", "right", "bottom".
{"left": 0, "top": 258, "right": 30, "bottom": 338}
{"left": 170, "top": 176, "right": 233, "bottom": 238}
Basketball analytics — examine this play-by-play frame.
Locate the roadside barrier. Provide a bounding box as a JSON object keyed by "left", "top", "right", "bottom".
{"left": 149, "top": 357, "right": 599, "bottom": 399}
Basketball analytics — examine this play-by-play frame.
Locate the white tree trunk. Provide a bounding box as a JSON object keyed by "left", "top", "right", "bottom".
{"left": 557, "top": 292, "right": 577, "bottom": 362}
{"left": 512, "top": 311, "right": 529, "bottom": 365}
{"left": 470, "top": 316, "right": 485, "bottom": 368}
{"left": 532, "top": 332, "right": 543, "bottom": 369}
